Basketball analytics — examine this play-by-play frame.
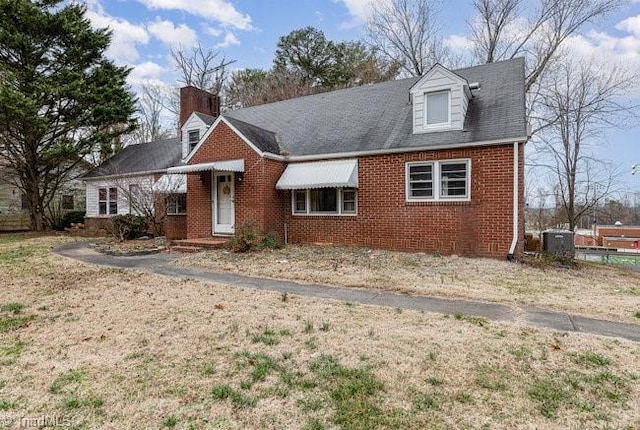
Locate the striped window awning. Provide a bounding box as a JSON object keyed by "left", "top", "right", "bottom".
{"left": 276, "top": 159, "right": 358, "bottom": 190}
{"left": 152, "top": 174, "right": 186, "bottom": 194}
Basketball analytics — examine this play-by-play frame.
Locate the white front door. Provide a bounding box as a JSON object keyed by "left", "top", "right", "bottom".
{"left": 212, "top": 172, "right": 234, "bottom": 234}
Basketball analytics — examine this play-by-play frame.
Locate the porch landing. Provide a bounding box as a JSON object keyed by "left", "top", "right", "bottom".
{"left": 169, "top": 237, "right": 230, "bottom": 253}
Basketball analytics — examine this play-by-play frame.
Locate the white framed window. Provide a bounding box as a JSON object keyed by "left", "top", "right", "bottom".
{"left": 424, "top": 90, "right": 450, "bottom": 127}
{"left": 188, "top": 130, "right": 200, "bottom": 152}
{"left": 98, "top": 187, "right": 118, "bottom": 215}
{"left": 166, "top": 194, "right": 187, "bottom": 215}
{"left": 406, "top": 159, "right": 470, "bottom": 201}
{"left": 291, "top": 188, "right": 358, "bottom": 216}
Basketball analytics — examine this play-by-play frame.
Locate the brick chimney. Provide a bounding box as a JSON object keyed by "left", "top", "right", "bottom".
{"left": 179, "top": 86, "right": 221, "bottom": 130}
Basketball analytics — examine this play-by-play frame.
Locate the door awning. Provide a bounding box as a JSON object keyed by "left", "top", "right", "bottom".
{"left": 152, "top": 174, "right": 186, "bottom": 194}
{"left": 167, "top": 159, "right": 245, "bottom": 174}
{"left": 276, "top": 159, "right": 358, "bottom": 190}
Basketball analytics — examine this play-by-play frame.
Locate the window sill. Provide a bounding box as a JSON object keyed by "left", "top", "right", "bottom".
{"left": 292, "top": 213, "right": 357, "bottom": 217}
{"left": 405, "top": 200, "right": 470, "bottom": 206}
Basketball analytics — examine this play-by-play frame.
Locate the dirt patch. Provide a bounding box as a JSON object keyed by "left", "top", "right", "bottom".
{"left": 176, "top": 245, "right": 640, "bottom": 323}
{"left": 0, "top": 235, "right": 638, "bottom": 429}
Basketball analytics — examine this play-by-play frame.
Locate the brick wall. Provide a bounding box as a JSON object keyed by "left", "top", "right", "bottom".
{"left": 165, "top": 214, "right": 187, "bottom": 240}
{"left": 186, "top": 121, "right": 286, "bottom": 239}
{"left": 179, "top": 86, "right": 220, "bottom": 130}
{"left": 186, "top": 119, "right": 524, "bottom": 258}
{"left": 284, "top": 143, "right": 524, "bottom": 259}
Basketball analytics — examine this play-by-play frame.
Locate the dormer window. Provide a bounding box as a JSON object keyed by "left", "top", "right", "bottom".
{"left": 188, "top": 130, "right": 200, "bottom": 152}
{"left": 425, "top": 90, "right": 450, "bottom": 127}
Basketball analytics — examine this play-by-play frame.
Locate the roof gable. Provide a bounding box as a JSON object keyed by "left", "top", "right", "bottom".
{"left": 409, "top": 63, "right": 468, "bottom": 94}
{"left": 184, "top": 116, "right": 278, "bottom": 164}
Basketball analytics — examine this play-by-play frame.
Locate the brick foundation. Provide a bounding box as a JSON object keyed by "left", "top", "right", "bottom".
{"left": 165, "top": 214, "right": 187, "bottom": 240}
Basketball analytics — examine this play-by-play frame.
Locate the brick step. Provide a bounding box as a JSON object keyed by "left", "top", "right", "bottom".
{"left": 169, "top": 245, "right": 205, "bottom": 253}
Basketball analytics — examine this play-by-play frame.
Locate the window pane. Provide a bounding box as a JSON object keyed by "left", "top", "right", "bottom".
{"left": 109, "top": 188, "right": 118, "bottom": 201}
{"left": 62, "top": 195, "right": 74, "bottom": 210}
{"left": 293, "top": 191, "right": 306, "bottom": 213}
{"left": 98, "top": 188, "right": 106, "bottom": 201}
{"left": 310, "top": 188, "right": 337, "bottom": 213}
{"left": 426, "top": 91, "right": 449, "bottom": 125}
{"left": 440, "top": 163, "right": 468, "bottom": 197}
{"left": 99, "top": 202, "right": 107, "bottom": 215}
{"left": 409, "top": 164, "right": 433, "bottom": 198}
{"left": 188, "top": 130, "right": 199, "bottom": 152}
{"left": 342, "top": 189, "right": 356, "bottom": 213}
{"left": 177, "top": 194, "right": 187, "bottom": 213}
{"left": 109, "top": 202, "right": 118, "bottom": 215}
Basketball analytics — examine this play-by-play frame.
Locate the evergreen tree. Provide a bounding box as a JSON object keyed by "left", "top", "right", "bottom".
{"left": 0, "top": 0, "right": 136, "bottom": 230}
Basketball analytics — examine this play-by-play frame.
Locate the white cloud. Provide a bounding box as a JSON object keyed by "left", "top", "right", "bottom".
{"left": 85, "top": 8, "right": 149, "bottom": 64}
{"left": 215, "top": 32, "right": 240, "bottom": 49}
{"left": 137, "top": 0, "right": 252, "bottom": 30}
{"left": 147, "top": 18, "right": 198, "bottom": 48}
{"left": 337, "top": 0, "right": 386, "bottom": 22}
{"left": 205, "top": 26, "right": 223, "bottom": 37}
{"left": 128, "top": 61, "right": 166, "bottom": 84}
{"left": 616, "top": 15, "right": 640, "bottom": 36}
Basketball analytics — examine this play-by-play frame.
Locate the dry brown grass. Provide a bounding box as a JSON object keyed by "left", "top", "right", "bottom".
{"left": 177, "top": 245, "right": 640, "bottom": 323}
{"left": 0, "top": 235, "right": 639, "bottom": 429}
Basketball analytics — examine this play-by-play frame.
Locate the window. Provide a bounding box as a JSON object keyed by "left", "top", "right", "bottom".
{"left": 61, "top": 195, "right": 74, "bottom": 210}
{"left": 20, "top": 193, "right": 29, "bottom": 211}
{"left": 425, "top": 90, "right": 450, "bottom": 126}
{"left": 293, "top": 190, "right": 306, "bottom": 214}
{"left": 407, "top": 164, "right": 434, "bottom": 198}
{"left": 188, "top": 130, "right": 200, "bottom": 152}
{"left": 167, "top": 194, "right": 187, "bottom": 215}
{"left": 291, "top": 188, "right": 357, "bottom": 215}
{"left": 98, "top": 187, "right": 118, "bottom": 215}
{"left": 129, "top": 184, "right": 140, "bottom": 214}
{"left": 406, "top": 160, "right": 470, "bottom": 201}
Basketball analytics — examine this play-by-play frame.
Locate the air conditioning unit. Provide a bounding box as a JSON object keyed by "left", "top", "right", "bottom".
{"left": 542, "top": 230, "right": 575, "bottom": 257}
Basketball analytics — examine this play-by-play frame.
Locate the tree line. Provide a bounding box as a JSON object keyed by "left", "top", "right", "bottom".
{"left": 1, "top": 0, "right": 636, "bottom": 232}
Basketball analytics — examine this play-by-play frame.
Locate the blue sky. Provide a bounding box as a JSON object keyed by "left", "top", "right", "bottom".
{"left": 84, "top": 0, "right": 640, "bottom": 195}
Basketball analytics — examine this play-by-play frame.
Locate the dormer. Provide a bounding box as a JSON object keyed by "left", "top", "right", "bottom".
{"left": 410, "top": 64, "right": 473, "bottom": 134}
{"left": 179, "top": 86, "right": 220, "bottom": 159}
{"left": 181, "top": 113, "right": 211, "bottom": 159}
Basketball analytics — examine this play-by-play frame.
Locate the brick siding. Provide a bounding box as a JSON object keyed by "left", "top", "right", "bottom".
{"left": 185, "top": 120, "right": 524, "bottom": 259}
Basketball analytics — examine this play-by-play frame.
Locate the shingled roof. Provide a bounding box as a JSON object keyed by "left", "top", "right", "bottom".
{"left": 223, "top": 58, "right": 526, "bottom": 157}
{"left": 83, "top": 138, "right": 181, "bottom": 179}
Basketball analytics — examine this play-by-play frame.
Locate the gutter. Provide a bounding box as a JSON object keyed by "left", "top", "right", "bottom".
{"left": 507, "top": 141, "right": 519, "bottom": 261}
{"left": 81, "top": 169, "right": 168, "bottom": 182}
{"left": 262, "top": 136, "right": 529, "bottom": 162}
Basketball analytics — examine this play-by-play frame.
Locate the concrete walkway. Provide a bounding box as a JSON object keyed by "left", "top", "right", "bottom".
{"left": 55, "top": 242, "right": 640, "bottom": 343}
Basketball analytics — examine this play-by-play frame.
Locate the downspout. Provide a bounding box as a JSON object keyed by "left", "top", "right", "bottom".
{"left": 507, "top": 141, "right": 519, "bottom": 261}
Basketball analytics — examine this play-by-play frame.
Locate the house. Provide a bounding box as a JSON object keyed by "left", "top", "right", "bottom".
{"left": 84, "top": 58, "right": 528, "bottom": 259}
{"left": 576, "top": 223, "right": 640, "bottom": 250}
{"left": 82, "top": 138, "right": 186, "bottom": 238}
{"left": 0, "top": 157, "right": 86, "bottom": 231}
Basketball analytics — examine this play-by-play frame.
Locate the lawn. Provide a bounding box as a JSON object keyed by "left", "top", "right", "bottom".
{"left": 0, "top": 235, "right": 639, "bottom": 429}
{"left": 177, "top": 245, "right": 640, "bottom": 323}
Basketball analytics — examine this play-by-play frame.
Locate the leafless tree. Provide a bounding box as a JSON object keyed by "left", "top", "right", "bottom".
{"left": 534, "top": 59, "right": 636, "bottom": 231}
{"left": 128, "top": 84, "right": 173, "bottom": 144}
{"left": 469, "top": 0, "right": 621, "bottom": 91}
{"left": 171, "top": 42, "right": 236, "bottom": 95}
{"left": 365, "top": 0, "right": 452, "bottom": 76}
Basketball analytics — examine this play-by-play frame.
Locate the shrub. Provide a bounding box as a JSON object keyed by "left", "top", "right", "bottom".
{"left": 61, "top": 211, "right": 86, "bottom": 229}
{"left": 261, "top": 231, "right": 283, "bottom": 249}
{"left": 111, "top": 215, "right": 148, "bottom": 241}
{"left": 229, "top": 220, "right": 259, "bottom": 252}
